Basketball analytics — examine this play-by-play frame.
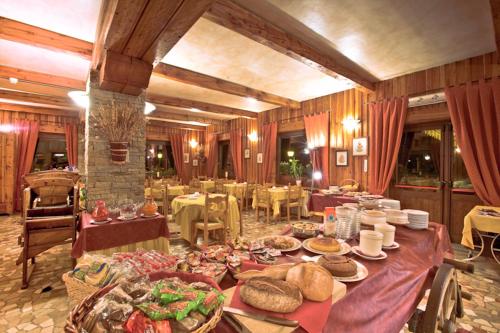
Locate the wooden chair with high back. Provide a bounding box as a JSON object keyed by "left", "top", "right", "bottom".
{"left": 255, "top": 185, "right": 272, "bottom": 224}
{"left": 286, "top": 184, "right": 303, "bottom": 223}
{"left": 17, "top": 170, "right": 80, "bottom": 289}
{"left": 215, "top": 179, "right": 225, "bottom": 193}
{"left": 189, "top": 178, "right": 202, "bottom": 194}
{"left": 233, "top": 185, "right": 246, "bottom": 236}
{"left": 244, "top": 183, "right": 256, "bottom": 210}
{"left": 164, "top": 185, "right": 181, "bottom": 238}
{"left": 190, "top": 193, "right": 229, "bottom": 247}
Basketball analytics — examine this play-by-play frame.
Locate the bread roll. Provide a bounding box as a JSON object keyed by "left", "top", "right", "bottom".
{"left": 234, "top": 263, "right": 294, "bottom": 281}
{"left": 240, "top": 277, "right": 303, "bottom": 313}
{"left": 310, "top": 238, "right": 340, "bottom": 252}
{"left": 318, "top": 254, "right": 357, "bottom": 277}
{"left": 286, "top": 263, "right": 333, "bottom": 302}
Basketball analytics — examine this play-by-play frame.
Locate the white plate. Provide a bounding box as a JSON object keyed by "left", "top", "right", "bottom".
{"left": 352, "top": 246, "right": 387, "bottom": 260}
{"left": 302, "top": 238, "right": 351, "bottom": 255}
{"left": 141, "top": 212, "right": 160, "bottom": 217}
{"left": 333, "top": 259, "right": 368, "bottom": 282}
{"left": 403, "top": 209, "right": 429, "bottom": 215}
{"left": 256, "top": 236, "right": 302, "bottom": 252}
{"left": 117, "top": 215, "right": 138, "bottom": 221}
{"left": 90, "top": 217, "right": 112, "bottom": 225}
{"left": 387, "top": 218, "right": 410, "bottom": 225}
{"left": 382, "top": 241, "right": 400, "bottom": 250}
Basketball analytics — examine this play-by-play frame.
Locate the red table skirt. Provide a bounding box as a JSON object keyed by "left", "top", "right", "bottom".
{"left": 308, "top": 193, "right": 359, "bottom": 212}
{"left": 71, "top": 213, "right": 169, "bottom": 258}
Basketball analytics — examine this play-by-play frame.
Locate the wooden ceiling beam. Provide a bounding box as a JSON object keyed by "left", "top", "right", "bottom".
{"left": 150, "top": 110, "right": 222, "bottom": 125}
{"left": 0, "top": 102, "right": 79, "bottom": 117}
{"left": 0, "top": 90, "right": 77, "bottom": 109}
{"left": 153, "top": 63, "right": 300, "bottom": 108}
{"left": 0, "top": 17, "right": 93, "bottom": 59}
{"left": 147, "top": 94, "right": 257, "bottom": 118}
{"left": 0, "top": 65, "right": 85, "bottom": 90}
{"left": 146, "top": 118, "right": 207, "bottom": 131}
{"left": 204, "top": 0, "right": 376, "bottom": 91}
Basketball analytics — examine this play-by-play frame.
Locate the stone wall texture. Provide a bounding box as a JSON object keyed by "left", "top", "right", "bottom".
{"left": 84, "top": 73, "right": 145, "bottom": 210}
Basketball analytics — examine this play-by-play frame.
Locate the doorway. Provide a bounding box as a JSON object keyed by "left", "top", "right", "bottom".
{"left": 217, "top": 140, "right": 233, "bottom": 178}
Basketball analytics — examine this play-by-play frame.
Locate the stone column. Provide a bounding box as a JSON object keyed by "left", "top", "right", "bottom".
{"left": 84, "top": 72, "right": 145, "bottom": 210}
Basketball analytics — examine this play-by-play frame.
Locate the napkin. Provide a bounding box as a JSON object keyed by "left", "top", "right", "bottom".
{"left": 229, "top": 261, "right": 333, "bottom": 333}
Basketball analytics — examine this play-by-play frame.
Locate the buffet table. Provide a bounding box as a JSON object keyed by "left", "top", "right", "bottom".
{"left": 216, "top": 222, "right": 452, "bottom": 333}
{"left": 71, "top": 213, "right": 170, "bottom": 258}
{"left": 308, "top": 193, "right": 359, "bottom": 212}
{"left": 171, "top": 194, "right": 240, "bottom": 241}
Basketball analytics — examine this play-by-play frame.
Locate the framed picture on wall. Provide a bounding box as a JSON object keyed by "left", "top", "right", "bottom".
{"left": 244, "top": 148, "right": 250, "bottom": 159}
{"left": 192, "top": 159, "right": 198, "bottom": 167}
{"left": 183, "top": 153, "right": 190, "bottom": 164}
{"left": 353, "top": 137, "right": 368, "bottom": 156}
{"left": 336, "top": 150, "right": 348, "bottom": 166}
{"left": 257, "top": 153, "right": 263, "bottom": 164}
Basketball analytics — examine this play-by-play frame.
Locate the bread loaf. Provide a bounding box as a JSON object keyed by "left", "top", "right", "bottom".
{"left": 239, "top": 277, "right": 303, "bottom": 313}
{"left": 234, "top": 263, "right": 294, "bottom": 281}
{"left": 285, "top": 263, "right": 333, "bottom": 302}
{"left": 318, "top": 254, "right": 357, "bottom": 277}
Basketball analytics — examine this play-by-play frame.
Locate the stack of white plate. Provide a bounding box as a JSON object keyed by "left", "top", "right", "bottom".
{"left": 402, "top": 209, "right": 429, "bottom": 229}
{"left": 384, "top": 209, "right": 409, "bottom": 225}
{"left": 378, "top": 199, "right": 401, "bottom": 210}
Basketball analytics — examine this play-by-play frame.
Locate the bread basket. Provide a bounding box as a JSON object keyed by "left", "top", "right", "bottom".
{"left": 340, "top": 179, "right": 359, "bottom": 192}
{"left": 65, "top": 271, "right": 224, "bottom": 333}
{"left": 292, "top": 222, "right": 320, "bottom": 238}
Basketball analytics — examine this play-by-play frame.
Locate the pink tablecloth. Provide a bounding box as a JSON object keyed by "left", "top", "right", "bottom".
{"left": 71, "top": 213, "right": 169, "bottom": 258}
{"left": 308, "top": 193, "right": 359, "bottom": 212}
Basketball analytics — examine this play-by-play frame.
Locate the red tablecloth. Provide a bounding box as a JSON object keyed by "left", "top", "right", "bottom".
{"left": 308, "top": 193, "right": 359, "bottom": 212}
{"left": 71, "top": 213, "right": 169, "bottom": 258}
{"left": 216, "top": 222, "right": 453, "bottom": 333}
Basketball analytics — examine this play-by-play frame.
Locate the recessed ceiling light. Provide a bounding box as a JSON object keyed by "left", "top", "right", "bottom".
{"left": 246, "top": 97, "right": 258, "bottom": 103}
{"left": 190, "top": 108, "right": 201, "bottom": 112}
{"left": 9, "top": 77, "right": 18, "bottom": 84}
{"left": 144, "top": 102, "right": 156, "bottom": 114}
{"left": 67, "top": 90, "right": 89, "bottom": 108}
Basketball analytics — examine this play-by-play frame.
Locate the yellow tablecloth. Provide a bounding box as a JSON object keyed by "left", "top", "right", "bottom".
{"left": 145, "top": 185, "right": 188, "bottom": 198}
{"left": 171, "top": 194, "right": 240, "bottom": 241}
{"left": 461, "top": 205, "right": 500, "bottom": 249}
{"left": 252, "top": 188, "right": 309, "bottom": 218}
{"left": 82, "top": 237, "right": 170, "bottom": 257}
{"left": 223, "top": 183, "right": 247, "bottom": 196}
{"left": 200, "top": 180, "right": 215, "bottom": 192}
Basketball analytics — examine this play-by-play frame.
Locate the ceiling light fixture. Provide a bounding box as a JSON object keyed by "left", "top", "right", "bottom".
{"left": 144, "top": 102, "right": 156, "bottom": 114}
{"left": 287, "top": 151, "right": 294, "bottom": 157}
{"left": 190, "top": 108, "right": 201, "bottom": 112}
{"left": 246, "top": 97, "right": 258, "bottom": 104}
{"left": 67, "top": 90, "right": 89, "bottom": 108}
{"left": 9, "top": 77, "right": 18, "bottom": 84}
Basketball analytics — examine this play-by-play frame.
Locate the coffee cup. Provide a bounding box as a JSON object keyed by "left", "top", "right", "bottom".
{"left": 375, "top": 223, "right": 396, "bottom": 247}
{"left": 359, "top": 230, "right": 383, "bottom": 257}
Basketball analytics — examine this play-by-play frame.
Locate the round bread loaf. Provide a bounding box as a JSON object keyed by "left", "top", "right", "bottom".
{"left": 285, "top": 263, "right": 333, "bottom": 302}
{"left": 318, "top": 254, "right": 357, "bottom": 277}
{"left": 240, "top": 277, "right": 303, "bottom": 313}
{"left": 309, "top": 237, "right": 341, "bottom": 252}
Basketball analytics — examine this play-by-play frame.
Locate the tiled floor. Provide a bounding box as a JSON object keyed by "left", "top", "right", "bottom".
{"left": 0, "top": 212, "right": 498, "bottom": 333}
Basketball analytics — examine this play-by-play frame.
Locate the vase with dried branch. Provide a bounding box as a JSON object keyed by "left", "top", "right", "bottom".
{"left": 89, "top": 100, "right": 145, "bottom": 164}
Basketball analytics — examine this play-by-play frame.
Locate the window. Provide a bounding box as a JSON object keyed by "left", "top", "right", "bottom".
{"left": 395, "top": 129, "right": 441, "bottom": 187}
{"left": 452, "top": 136, "right": 473, "bottom": 189}
{"left": 32, "top": 133, "right": 68, "bottom": 171}
{"left": 145, "top": 141, "right": 175, "bottom": 178}
{"left": 277, "top": 131, "right": 312, "bottom": 180}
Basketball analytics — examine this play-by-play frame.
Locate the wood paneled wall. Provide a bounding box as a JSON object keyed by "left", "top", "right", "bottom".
{"left": 0, "top": 109, "right": 79, "bottom": 214}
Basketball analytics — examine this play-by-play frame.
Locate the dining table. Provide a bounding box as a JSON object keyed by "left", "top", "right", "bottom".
{"left": 252, "top": 187, "right": 310, "bottom": 218}
{"left": 171, "top": 193, "right": 240, "bottom": 241}
{"left": 144, "top": 185, "right": 188, "bottom": 197}
{"left": 71, "top": 212, "right": 170, "bottom": 258}
{"left": 223, "top": 182, "right": 247, "bottom": 196}
{"left": 461, "top": 205, "right": 500, "bottom": 263}
{"left": 308, "top": 193, "right": 359, "bottom": 213}
{"left": 215, "top": 222, "right": 453, "bottom": 333}
{"left": 200, "top": 180, "right": 216, "bottom": 192}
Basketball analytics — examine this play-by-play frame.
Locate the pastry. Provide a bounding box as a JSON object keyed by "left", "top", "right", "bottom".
{"left": 318, "top": 254, "right": 357, "bottom": 277}
{"left": 240, "top": 277, "right": 303, "bottom": 313}
{"left": 234, "top": 263, "right": 295, "bottom": 281}
{"left": 309, "top": 237, "right": 341, "bottom": 252}
{"left": 286, "top": 263, "right": 333, "bottom": 302}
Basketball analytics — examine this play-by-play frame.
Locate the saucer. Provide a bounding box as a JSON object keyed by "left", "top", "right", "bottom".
{"left": 117, "top": 215, "right": 137, "bottom": 221}
{"left": 141, "top": 212, "right": 160, "bottom": 217}
{"left": 352, "top": 246, "right": 387, "bottom": 260}
{"left": 90, "top": 217, "right": 112, "bottom": 225}
{"left": 382, "top": 241, "right": 400, "bottom": 250}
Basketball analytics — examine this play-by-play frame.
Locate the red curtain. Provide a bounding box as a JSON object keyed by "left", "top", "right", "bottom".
{"left": 304, "top": 113, "right": 329, "bottom": 187}
{"left": 170, "top": 134, "right": 185, "bottom": 184}
{"left": 64, "top": 123, "right": 78, "bottom": 167}
{"left": 368, "top": 97, "right": 408, "bottom": 195}
{"left": 230, "top": 129, "right": 243, "bottom": 181}
{"left": 14, "top": 120, "right": 39, "bottom": 211}
{"left": 445, "top": 79, "right": 500, "bottom": 206}
{"left": 261, "top": 122, "right": 277, "bottom": 184}
{"left": 205, "top": 133, "right": 218, "bottom": 178}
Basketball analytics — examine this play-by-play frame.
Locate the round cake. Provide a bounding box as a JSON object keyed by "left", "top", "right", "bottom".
{"left": 309, "top": 237, "right": 340, "bottom": 252}
{"left": 318, "top": 254, "right": 357, "bottom": 277}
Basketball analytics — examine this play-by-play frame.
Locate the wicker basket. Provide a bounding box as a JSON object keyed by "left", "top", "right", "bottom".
{"left": 340, "top": 179, "right": 359, "bottom": 192}
{"left": 65, "top": 272, "right": 224, "bottom": 333}
{"left": 62, "top": 272, "right": 100, "bottom": 307}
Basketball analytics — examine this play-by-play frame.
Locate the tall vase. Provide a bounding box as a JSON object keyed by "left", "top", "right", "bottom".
{"left": 109, "top": 141, "right": 128, "bottom": 164}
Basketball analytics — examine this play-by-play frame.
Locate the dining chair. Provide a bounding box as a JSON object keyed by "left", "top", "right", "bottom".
{"left": 286, "top": 184, "right": 303, "bottom": 223}
{"left": 190, "top": 194, "right": 229, "bottom": 247}
{"left": 164, "top": 185, "right": 180, "bottom": 238}
{"left": 189, "top": 178, "right": 202, "bottom": 194}
{"left": 215, "top": 179, "right": 225, "bottom": 193}
{"left": 233, "top": 186, "right": 246, "bottom": 236}
{"left": 244, "top": 183, "right": 256, "bottom": 210}
{"left": 198, "top": 175, "right": 208, "bottom": 181}
{"left": 255, "top": 185, "right": 272, "bottom": 224}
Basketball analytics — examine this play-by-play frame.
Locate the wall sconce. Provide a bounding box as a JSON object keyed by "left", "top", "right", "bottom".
{"left": 189, "top": 139, "right": 198, "bottom": 148}
{"left": 287, "top": 151, "right": 295, "bottom": 157}
{"left": 313, "top": 171, "right": 323, "bottom": 181}
{"left": 307, "top": 142, "right": 315, "bottom": 149}
{"left": 0, "top": 124, "right": 14, "bottom": 133}
{"left": 303, "top": 148, "right": 310, "bottom": 154}
{"left": 455, "top": 147, "right": 461, "bottom": 154}
{"left": 157, "top": 152, "right": 163, "bottom": 159}
{"left": 342, "top": 116, "right": 361, "bottom": 131}
{"left": 248, "top": 131, "right": 258, "bottom": 142}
